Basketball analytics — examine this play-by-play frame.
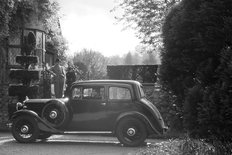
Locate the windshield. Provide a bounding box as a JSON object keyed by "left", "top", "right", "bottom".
{"left": 139, "top": 84, "right": 146, "bottom": 98}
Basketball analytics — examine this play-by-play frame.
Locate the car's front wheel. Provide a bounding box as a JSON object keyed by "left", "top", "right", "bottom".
{"left": 41, "top": 100, "right": 69, "bottom": 129}
{"left": 12, "top": 116, "right": 40, "bottom": 143}
{"left": 116, "top": 117, "right": 147, "bottom": 147}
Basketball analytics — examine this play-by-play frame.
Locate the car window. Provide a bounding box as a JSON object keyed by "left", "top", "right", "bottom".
{"left": 72, "top": 87, "right": 81, "bottom": 99}
{"left": 109, "top": 87, "right": 131, "bottom": 100}
{"left": 83, "top": 86, "right": 105, "bottom": 100}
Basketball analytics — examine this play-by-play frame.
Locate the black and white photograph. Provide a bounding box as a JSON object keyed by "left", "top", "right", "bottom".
{"left": 0, "top": 0, "right": 232, "bottom": 154}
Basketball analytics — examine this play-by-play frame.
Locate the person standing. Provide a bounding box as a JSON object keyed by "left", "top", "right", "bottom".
{"left": 65, "top": 62, "right": 76, "bottom": 97}
{"left": 48, "top": 58, "right": 66, "bottom": 98}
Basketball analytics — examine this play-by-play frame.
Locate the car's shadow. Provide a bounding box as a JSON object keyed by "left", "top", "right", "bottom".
{"left": 6, "top": 138, "right": 148, "bottom": 148}
{"left": 37, "top": 139, "right": 122, "bottom": 147}
{"left": 4, "top": 139, "right": 124, "bottom": 147}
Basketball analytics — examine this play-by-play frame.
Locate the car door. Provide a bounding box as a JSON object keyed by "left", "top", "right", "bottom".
{"left": 67, "top": 84, "right": 109, "bottom": 131}
{"left": 104, "top": 84, "right": 135, "bottom": 129}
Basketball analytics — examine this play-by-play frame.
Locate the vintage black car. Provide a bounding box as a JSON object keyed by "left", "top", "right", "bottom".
{"left": 9, "top": 80, "right": 167, "bottom": 146}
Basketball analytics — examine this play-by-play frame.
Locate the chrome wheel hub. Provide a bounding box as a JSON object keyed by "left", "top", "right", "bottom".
{"left": 21, "top": 125, "right": 29, "bottom": 134}
{"left": 49, "top": 110, "right": 58, "bottom": 119}
{"left": 127, "top": 128, "right": 136, "bottom": 136}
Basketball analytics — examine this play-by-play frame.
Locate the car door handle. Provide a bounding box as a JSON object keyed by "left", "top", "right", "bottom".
{"left": 100, "top": 102, "right": 106, "bottom": 106}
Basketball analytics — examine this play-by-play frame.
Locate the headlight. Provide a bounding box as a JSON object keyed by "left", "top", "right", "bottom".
{"left": 16, "top": 102, "right": 23, "bottom": 111}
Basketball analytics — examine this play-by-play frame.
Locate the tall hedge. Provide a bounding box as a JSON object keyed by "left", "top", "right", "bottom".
{"left": 161, "top": 0, "right": 232, "bottom": 138}
{"left": 197, "top": 47, "right": 232, "bottom": 140}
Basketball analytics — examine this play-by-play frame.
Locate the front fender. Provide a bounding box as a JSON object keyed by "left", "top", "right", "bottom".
{"left": 115, "top": 111, "right": 162, "bottom": 135}
{"left": 11, "top": 109, "right": 62, "bottom": 134}
{"left": 11, "top": 109, "right": 38, "bottom": 120}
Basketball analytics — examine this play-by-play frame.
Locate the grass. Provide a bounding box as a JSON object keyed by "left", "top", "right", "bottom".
{"left": 135, "top": 136, "right": 232, "bottom": 155}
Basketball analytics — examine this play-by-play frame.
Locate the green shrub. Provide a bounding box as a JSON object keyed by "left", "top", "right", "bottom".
{"left": 151, "top": 86, "right": 184, "bottom": 133}
{"left": 136, "top": 137, "right": 215, "bottom": 155}
{"left": 161, "top": 0, "right": 232, "bottom": 140}
{"left": 195, "top": 48, "right": 232, "bottom": 141}
{"left": 183, "top": 85, "right": 203, "bottom": 137}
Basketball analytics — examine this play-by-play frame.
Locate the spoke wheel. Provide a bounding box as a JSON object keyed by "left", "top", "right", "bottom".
{"left": 42, "top": 101, "right": 69, "bottom": 129}
{"left": 116, "top": 117, "right": 147, "bottom": 147}
{"left": 12, "top": 116, "right": 39, "bottom": 143}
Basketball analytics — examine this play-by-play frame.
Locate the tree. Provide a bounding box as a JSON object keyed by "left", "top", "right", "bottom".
{"left": 142, "top": 52, "right": 158, "bottom": 65}
{"left": 39, "top": 0, "right": 68, "bottom": 60}
{"left": 197, "top": 47, "right": 232, "bottom": 141}
{"left": 73, "top": 61, "right": 88, "bottom": 80}
{"left": 124, "top": 52, "right": 133, "bottom": 65}
{"left": 107, "top": 55, "right": 124, "bottom": 65}
{"left": 73, "top": 49, "right": 108, "bottom": 80}
{"left": 161, "top": 0, "right": 232, "bottom": 139}
{"left": 114, "top": 0, "right": 180, "bottom": 51}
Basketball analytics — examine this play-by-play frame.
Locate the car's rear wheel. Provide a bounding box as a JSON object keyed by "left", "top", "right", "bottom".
{"left": 12, "top": 116, "right": 39, "bottom": 143}
{"left": 116, "top": 117, "right": 147, "bottom": 147}
{"left": 41, "top": 100, "right": 69, "bottom": 129}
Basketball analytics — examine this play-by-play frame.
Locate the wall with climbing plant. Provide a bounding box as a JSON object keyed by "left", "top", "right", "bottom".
{"left": 0, "top": 0, "right": 67, "bottom": 130}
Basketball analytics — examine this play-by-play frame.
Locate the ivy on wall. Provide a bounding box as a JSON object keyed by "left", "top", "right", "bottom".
{"left": 0, "top": 0, "right": 67, "bottom": 58}
{"left": 0, "top": 0, "right": 14, "bottom": 41}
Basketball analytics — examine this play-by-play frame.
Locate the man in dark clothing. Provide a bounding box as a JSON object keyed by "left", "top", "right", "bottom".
{"left": 65, "top": 62, "right": 76, "bottom": 97}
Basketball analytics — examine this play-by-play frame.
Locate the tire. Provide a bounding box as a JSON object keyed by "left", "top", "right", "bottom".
{"left": 116, "top": 117, "right": 147, "bottom": 147}
{"left": 12, "top": 116, "right": 40, "bottom": 143}
{"left": 41, "top": 100, "right": 69, "bottom": 129}
{"left": 38, "top": 132, "right": 52, "bottom": 140}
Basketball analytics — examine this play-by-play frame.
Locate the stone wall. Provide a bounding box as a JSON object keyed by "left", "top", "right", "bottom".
{"left": 0, "top": 85, "right": 18, "bottom": 131}
{"left": 0, "top": 45, "right": 9, "bottom": 130}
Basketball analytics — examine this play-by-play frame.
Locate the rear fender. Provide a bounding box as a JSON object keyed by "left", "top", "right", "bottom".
{"left": 115, "top": 111, "right": 162, "bottom": 135}
{"left": 11, "top": 110, "right": 62, "bottom": 134}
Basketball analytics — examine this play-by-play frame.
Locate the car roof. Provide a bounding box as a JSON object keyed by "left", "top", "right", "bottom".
{"left": 73, "top": 80, "right": 141, "bottom": 86}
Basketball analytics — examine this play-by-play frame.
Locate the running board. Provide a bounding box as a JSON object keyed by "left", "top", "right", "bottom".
{"left": 63, "top": 131, "right": 113, "bottom": 134}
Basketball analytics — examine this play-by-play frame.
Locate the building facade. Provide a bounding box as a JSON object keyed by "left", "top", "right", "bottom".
{"left": 0, "top": 2, "right": 56, "bottom": 130}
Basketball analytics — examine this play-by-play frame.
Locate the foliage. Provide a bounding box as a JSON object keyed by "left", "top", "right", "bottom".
{"left": 0, "top": 0, "right": 15, "bottom": 41}
{"left": 72, "top": 49, "right": 108, "bottom": 80}
{"left": 0, "top": 0, "right": 67, "bottom": 59}
{"left": 73, "top": 61, "right": 88, "bottom": 80}
{"left": 180, "top": 137, "right": 215, "bottom": 155}
{"left": 161, "top": 0, "right": 232, "bottom": 134}
{"left": 210, "top": 139, "right": 232, "bottom": 155}
{"left": 107, "top": 65, "right": 158, "bottom": 83}
{"left": 38, "top": 0, "right": 68, "bottom": 59}
{"left": 8, "top": 0, "right": 34, "bottom": 34}
{"left": 136, "top": 137, "right": 215, "bottom": 155}
{"left": 107, "top": 55, "right": 123, "bottom": 65}
{"left": 114, "top": 0, "right": 180, "bottom": 51}
{"left": 142, "top": 52, "right": 159, "bottom": 65}
{"left": 46, "top": 34, "right": 68, "bottom": 61}
{"left": 124, "top": 52, "right": 133, "bottom": 65}
{"left": 196, "top": 47, "right": 232, "bottom": 141}
{"left": 153, "top": 87, "right": 183, "bottom": 132}
{"left": 38, "top": 0, "right": 68, "bottom": 60}
{"left": 107, "top": 51, "right": 160, "bottom": 65}
{"left": 183, "top": 85, "right": 203, "bottom": 137}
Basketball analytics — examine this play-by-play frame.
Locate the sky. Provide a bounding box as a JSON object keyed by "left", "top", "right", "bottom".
{"left": 56, "top": 0, "right": 141, "bottom": 57}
